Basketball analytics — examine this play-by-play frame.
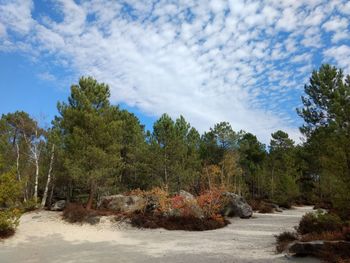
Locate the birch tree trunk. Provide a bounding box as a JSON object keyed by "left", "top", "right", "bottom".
{"left": 33, "top": 146, "right": 39, "bottom": 203}
{"left": 16, "top": 142, "right": 21, "bottom": 181}
{"left": 41, "top": 144, "right": 55, "bottom": 208}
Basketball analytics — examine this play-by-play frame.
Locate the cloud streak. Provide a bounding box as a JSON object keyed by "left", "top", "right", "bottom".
{"left": 1, "top": 0, "right": 350, "bottom": 143}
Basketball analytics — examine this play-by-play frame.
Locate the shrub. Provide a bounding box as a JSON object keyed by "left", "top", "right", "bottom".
{"left": 343, "top": 226, "right": 350, "bottom": 241}
{"left": 21, "top": 198, "right": 38, "bottom": 212}
{"left": 0, "top": 170, "right": 22, "bottom": 207}
{"left": 197, "top": 188, "right": 227, "bottom": 218}
{"left": 63, "top": 203, "right": 115, "bottom": 224}
{"left": 0, "top": 209, "right": 21, "bottom": 239}
{"left": 314, "top": 201, "right": 333, "bottom": 210}
{"left": 275, "top": 231, "right": 298, "bottom": 253}
{"left": 62, "top": 203, "right": 94, "bottom": 223}
{"left": 247, "top": 199, "right": 262, "bottom": 211}
{"left": 129, "top": 212, "right": 229, "bottom": 231}
{"left": 301, "top": 231, "right": 345, "bottom": 242}
{"left": 259, "top": 203, "right": 274, "bottom": 213}
{"left": 320, "top": 242, "right": 350, "bottom": 262}
{"left": 297, "top": 211, "right": 343, "bottom": 235}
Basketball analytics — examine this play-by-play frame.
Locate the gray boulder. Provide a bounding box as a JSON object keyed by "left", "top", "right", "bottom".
{"left": 50, "top": 200, "right": 66, "bottom": 211}
{"left": 221, "top": 192, "right": 253, "bottom": 218}
{"left": 166, "top": 190, "right": 204, "bottom": 219}
{"left": 288, "top": 241, "right": 324, "bottom": 256}
{"left": 98, "top": 195, "right": 146, "bottom": 213}
{"left": 179, "top": 190, "right": 195, "bottom": 201}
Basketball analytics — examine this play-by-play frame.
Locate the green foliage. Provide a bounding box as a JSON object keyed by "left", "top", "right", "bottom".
{"left": 151, "top": 114, "right": 201, "bottom": 192}
{"left": 0, "top": 170, "right": 22, "bottom": 207}
{"left": 266, "top": 130, "right": 299, "bottom": 206}
{"left": 21, "top": 198, "right": 38, "bottom": 212}
{"left": 297, "top": 64, "right": 350, "bottom": 216}
{"left": 56, "top": 77, "right": 124, "bottom": 207}
{"left": 0, "top": 209, "right": 21, "bottom": 238}
{"left": 0, "top": 159, "right": 22, "bottom": 238}
{"left": 238, "top": 132, "right": 266, "bottom": 198}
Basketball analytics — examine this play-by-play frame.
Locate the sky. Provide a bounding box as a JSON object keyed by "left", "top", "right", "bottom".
{"left": 1, "top": 0, "right": 350, "bottom": 144}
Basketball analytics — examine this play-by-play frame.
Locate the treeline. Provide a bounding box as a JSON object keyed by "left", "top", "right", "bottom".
{"left": 0, "top": 64, "right": 349, "bottom": 218}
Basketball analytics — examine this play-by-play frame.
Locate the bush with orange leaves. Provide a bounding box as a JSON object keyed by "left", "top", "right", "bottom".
{"left": 196, "top": 187, "right": 228, "bottom": 219}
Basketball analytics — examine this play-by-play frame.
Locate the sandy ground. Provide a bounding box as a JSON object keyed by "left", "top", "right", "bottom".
{"left": 0, "top": 206, "right": 320, "bottom": 263}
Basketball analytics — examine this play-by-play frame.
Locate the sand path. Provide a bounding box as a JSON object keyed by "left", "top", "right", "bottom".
{"left": 0, "top": 206, "right": 319, "bottom": 263}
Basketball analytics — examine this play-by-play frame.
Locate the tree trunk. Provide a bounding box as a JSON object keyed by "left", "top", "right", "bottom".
{"left": 86, "top": 181, "right": 96, "bottom": 210}
{"left": 206, "top": 166, "right": 211, "bottom": 190}
{"left": 41, "top": 144, "right": 55, "bottom": 208}
{"left": 33, "top": 148, "right": 39, "bottom": 203}
{"left": 271, "top": 163, "right": 275, "bottom": 199}
{"left": 16, "top": 142, "right": 21, "bottom": 181}
{"left": 164, "top": 151, "right": 169, "bottom": 190}
{"left": 48, "top": 181, "right": 55, "bottom": 208}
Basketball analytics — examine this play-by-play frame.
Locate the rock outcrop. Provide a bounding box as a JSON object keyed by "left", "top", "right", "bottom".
{"left": 221, "top": 192, "right": 253, "bottom": 218}
{"left": 98, "top": 195, "right": 146, "bottom": 213}
{"left": 168, "top": 190, "right": 204, "bottom": 219}
{"left": 50, "top": 200, "right": 66, "bottom": 211}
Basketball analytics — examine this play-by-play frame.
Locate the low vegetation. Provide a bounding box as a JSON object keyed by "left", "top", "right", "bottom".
{"left": 297, "top": 211, "right": 343, "bottom": 235}
{"left": 275, "top": 231, "right": 298, "bottom": 253}
{"left": 276, "top": 210, "right": 350, "bottom": 262}
{"left": 130, "top": 213, "right": 229, "bottom": 231}
{"left": 0, "top": 209, "right": 21, "bottom": 239}
{"left": 63, "top": 187, "right": 231, "bottom": 231}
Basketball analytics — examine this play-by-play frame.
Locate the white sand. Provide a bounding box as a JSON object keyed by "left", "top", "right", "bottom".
{"left": 0, "top": 206, "right": 320, "bottom": 263}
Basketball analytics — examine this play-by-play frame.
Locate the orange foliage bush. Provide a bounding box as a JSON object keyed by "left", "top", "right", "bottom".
{"left": 197, "top": 187, "right": 227, "bottom": 218}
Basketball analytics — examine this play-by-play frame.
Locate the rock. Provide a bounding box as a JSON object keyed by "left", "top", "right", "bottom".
{"left": 144, "top": 195, "right": 161, "bottom": 213}
{"left": 179, "top": 190, "right": 195, "bottom": 201}
{"left": 288, "top": 240, "right": 350, "bottom": 257}
{"left": 51, "top": 200, "right": 66, "bottom": 211}
{"left": 166, "top": 190, "right": 204, "bottom": 219}
{"left": 275, "top": 207, "right": 283, "bottom": 212}
{"left": 288, "top": 241, "right": 324, "bottom": 256}
{"left": 221, "top": 192, "right": 253, "bottom": 218}
{"left": 98, "top": 195, "right": 146, "bottom": 213}
{"left": 267, "top": 203, "right": 283, "bottom": 213}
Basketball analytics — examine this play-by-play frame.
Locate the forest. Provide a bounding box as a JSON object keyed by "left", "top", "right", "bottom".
{"left": 1, "top": 64, "right": 350, "bottom": 240}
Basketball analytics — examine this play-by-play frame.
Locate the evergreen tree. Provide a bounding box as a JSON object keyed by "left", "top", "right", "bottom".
{"left": 55, "top": 77, "right": 123, "bottom": 209}
{"left": 297, "top": 64, "right": 350, "bottom": 215}
{"left": 268, "top": 130, "right": 299, "bottom": 207}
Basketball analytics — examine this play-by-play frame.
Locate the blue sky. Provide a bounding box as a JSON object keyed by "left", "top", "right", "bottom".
{"left": 1, "top": 0, "right": 350, "bottom": 143}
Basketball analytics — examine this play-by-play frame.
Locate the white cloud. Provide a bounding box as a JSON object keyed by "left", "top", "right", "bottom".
{"left": 0, "top": 22, "right": 6, "bottom": 37}
{"left": 324, "top": 45, "right": 350, "bottom": 73}
{"left": 0, "top": 0, "right": 33, "bottom": 34}
{"left": 1, "top": 0, "right": 350, "bottom": 144}
{"left": 323, "top": 16, "right": 348, "bottom": 31}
